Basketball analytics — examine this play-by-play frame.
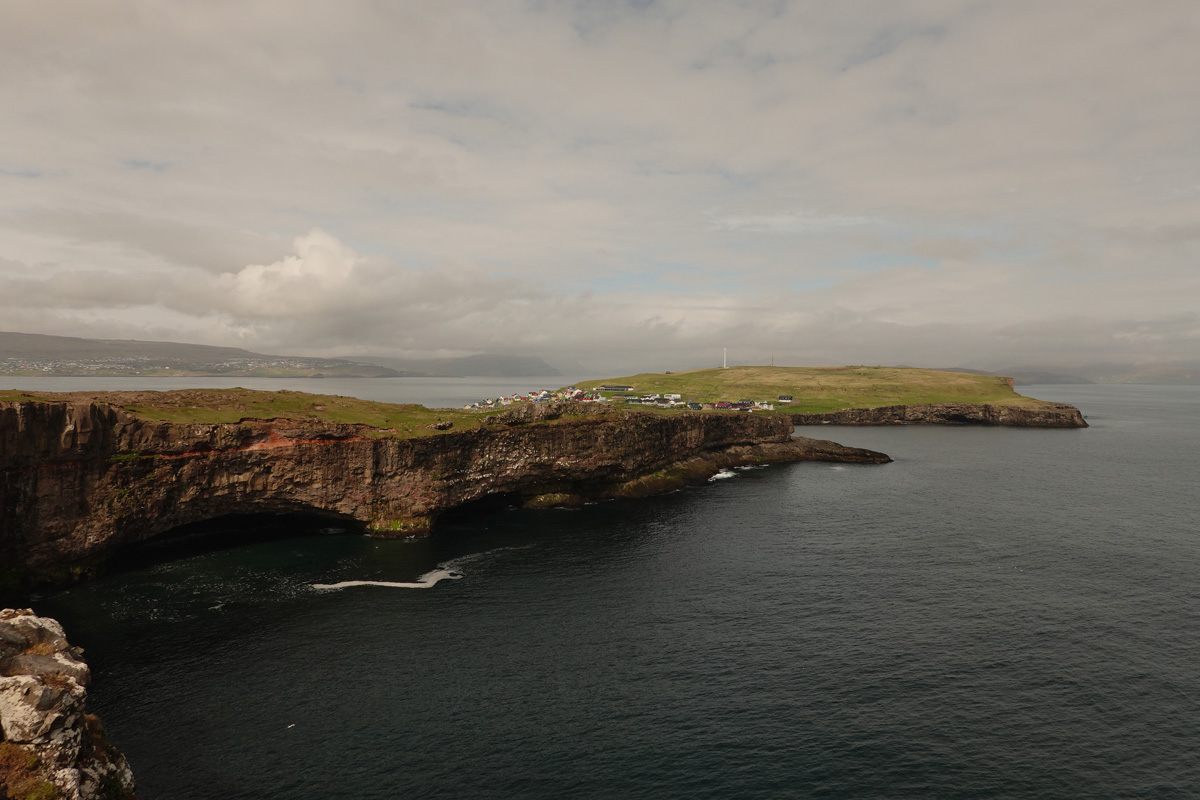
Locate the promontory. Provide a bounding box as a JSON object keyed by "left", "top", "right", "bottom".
{"left": 570, "top": 366, "right": 1087, "bottom": 427}
{"left": 0, "top": 388, "right": 890, "bottom": 592}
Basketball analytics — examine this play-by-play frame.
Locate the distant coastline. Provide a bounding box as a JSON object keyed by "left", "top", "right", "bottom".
{"left": 0, "top": 331, "right": 563, "bottom": 379}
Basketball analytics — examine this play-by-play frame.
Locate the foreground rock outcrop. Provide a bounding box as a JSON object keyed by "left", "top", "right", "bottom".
{"left": 0, "top": 609, "right": 135, "bottom": 800}
{"left": 792, "top": 402, "right": 1087, "bottom": 428}
{"left": 1, "top": 397, "right": 889, "bottom": 590}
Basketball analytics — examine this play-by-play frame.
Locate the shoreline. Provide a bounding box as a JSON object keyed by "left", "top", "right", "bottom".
{"left": 1, "top": 395, "right": 889, "bottom": 595}
{"left": 790, "top": 402, "right": 1087, "bottom": 428}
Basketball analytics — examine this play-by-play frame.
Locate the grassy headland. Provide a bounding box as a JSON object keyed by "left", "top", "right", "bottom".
{"left": 0, "top": 388, "right": 479, "bottom": 438}
{"left": 1, "top": 366, "right": 1050, "bottom": 434}
{"left": 574, "top": 366, "right": 1048, "bottom": 413}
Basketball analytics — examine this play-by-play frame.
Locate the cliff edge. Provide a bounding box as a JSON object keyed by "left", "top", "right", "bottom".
{"left": 1, "top": 396, "right": 889, "bottom": 591}
{"left": 791, "top": 402, "right": 1087, "bottom": 427}
{"left": 0, "top": 609, "right": 136, "bottom": 800}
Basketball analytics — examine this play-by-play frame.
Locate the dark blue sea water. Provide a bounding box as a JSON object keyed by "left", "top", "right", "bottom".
{"left": 33, "top": 384, "right": 1200, "bottom": 799}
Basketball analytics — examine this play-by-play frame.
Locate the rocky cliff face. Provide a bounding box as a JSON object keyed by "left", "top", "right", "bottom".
{"left": 1, "top": 399, "right": 889, "bottom": 590}
{"left": 0, "top": 609, "right": 136, "bottom": 800}
{"left": 791, "top": 402, "right": 1087, "bottom": 427}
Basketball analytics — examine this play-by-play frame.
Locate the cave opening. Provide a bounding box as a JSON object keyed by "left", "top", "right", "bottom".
{"left": 436, "top": 491, "right": 526, "bottom": 525}
{"left": 107, "top": 511, "right": 367, "bottom": 575}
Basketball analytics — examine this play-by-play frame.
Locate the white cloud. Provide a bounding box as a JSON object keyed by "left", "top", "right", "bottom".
{"left": 216, "top": 230, "right": 363, "bottom": 318}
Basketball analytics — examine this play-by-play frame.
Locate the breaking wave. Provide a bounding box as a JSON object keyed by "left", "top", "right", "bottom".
{"left": 312, "top": 567, "right": 464, "bottom": 590}
{"left": 312, "top": 544, "right": 532, "bottom": 591}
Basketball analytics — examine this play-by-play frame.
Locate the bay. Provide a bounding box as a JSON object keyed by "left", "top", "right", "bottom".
{"left": 30, "top": 383, "right": 1200, "bottom": 799}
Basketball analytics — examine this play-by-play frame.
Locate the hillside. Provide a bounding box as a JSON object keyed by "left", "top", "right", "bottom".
{"left": 0, "top": 331, "right": 563, "bottom": 379}
{"left": 575, "top": 365, "right": 1051, "bottom": 413}
{"left": 0, "top": 331, "right": 403, "bottom": 378}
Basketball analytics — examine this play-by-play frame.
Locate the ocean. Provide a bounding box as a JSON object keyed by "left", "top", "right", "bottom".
{"left": 26, "top": 382, "right": 1200, "bottom": 799}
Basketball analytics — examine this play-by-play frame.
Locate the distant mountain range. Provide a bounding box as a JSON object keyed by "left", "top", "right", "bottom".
{"left": 0, "top": 332, "right": 562, "bottom": 378}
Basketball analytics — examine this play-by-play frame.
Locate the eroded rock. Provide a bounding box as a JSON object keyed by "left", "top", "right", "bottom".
{"left": 792, "top": 402, "right": 1087, "bottom": 427}
{"left": 0, "top": 610, "right": 135, "bottom": 800}
{"left": 1, "top": 398, "right": 890, "bottom": 589}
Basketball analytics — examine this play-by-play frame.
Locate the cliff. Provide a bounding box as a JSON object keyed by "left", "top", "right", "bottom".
{"left": 1, "top": 397, "right": 889, "bottom": 590}
{"left": 791, "top": 402, "right": 1087, "bottom": 428}
{"left": 0, "top": 609, "right": 136, "bottom": 800}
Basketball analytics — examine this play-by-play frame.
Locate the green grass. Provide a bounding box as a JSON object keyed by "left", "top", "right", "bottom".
{"left": 0, "top": 388, "right": 485, "bottom": 439}
{"left": 0, "top": 366, "right": 1051, "bottom": 433}
{"left": 572, "top": 365, "right": 1050, "bottom": 413}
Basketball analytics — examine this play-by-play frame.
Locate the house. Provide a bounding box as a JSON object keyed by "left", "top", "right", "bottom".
{"left": 598, "top": 384, "right": 633, "bottom": 392}
{"left": 778, "top": 395, "right": 793, "bottom": 403}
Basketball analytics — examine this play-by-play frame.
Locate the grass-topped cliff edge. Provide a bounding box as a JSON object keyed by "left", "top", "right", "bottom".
{"left": 574, "top": 365, "right": 1053, "bottom": 413}
{"left": 0, "top": 387, "right": 481, "bottom": 437}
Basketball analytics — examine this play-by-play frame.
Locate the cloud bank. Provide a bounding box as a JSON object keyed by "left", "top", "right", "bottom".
{"left": 2, "top": 1, "right": 1198, "bottom": 372}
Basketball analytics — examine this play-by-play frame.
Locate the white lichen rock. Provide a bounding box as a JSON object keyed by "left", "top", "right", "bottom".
{"left": 0, "top": 608, "right": 136, "bottom": 800}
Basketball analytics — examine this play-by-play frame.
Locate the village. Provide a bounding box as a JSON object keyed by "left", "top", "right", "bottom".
{"left": 465, "top": 384, "right": 794, "bottom": 413}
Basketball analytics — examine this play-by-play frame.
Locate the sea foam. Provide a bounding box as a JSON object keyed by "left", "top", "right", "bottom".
{"left": 312, "top": 568, "right": 463, "bottom": 591}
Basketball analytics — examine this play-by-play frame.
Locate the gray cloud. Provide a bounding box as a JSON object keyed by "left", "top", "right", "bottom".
{"left": 1, "top": 1, "right": 1198, "bottom": 373}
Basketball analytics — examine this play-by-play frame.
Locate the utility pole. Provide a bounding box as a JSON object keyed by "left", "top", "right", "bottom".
{"left": 723, "top": 348, "right": 727, "bottom": 369}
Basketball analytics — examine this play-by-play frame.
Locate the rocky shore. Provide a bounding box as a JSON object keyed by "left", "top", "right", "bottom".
{"left": 1, "top": 397, "right": 890, "bottom": 592}
{"left": 0, "top": 609, "right": 135, "bottom": 800}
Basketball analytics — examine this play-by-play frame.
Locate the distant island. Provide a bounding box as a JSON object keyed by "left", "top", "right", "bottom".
{"left": 0, "top": 331, "right": 562, "bottom": 378}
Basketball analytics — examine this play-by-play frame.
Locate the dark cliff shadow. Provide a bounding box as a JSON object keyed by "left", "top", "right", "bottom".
{"left": 105, "top": 512, "right": 367, "bottom": 577}
{"left": 435, "top": 491, "right": 526, "bottom": 525}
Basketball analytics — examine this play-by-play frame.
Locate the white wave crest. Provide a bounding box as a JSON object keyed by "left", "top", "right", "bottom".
{"left": 709, "top": 468, "right": 738, "bottom": 481}
{"left": 313, "top": 568, "right": 464, "bottom": 591}
{"left": 311, "top": 543, "right": 535, "bottom": 591}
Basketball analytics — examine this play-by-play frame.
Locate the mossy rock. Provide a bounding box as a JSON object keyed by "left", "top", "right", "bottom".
{"left": 523, "top": 492, "right": 584, "bottom": 509}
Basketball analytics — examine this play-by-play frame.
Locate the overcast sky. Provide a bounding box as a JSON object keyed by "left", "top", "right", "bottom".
{"left": 2, "top": 1, "right": 1198, "bottom": 373}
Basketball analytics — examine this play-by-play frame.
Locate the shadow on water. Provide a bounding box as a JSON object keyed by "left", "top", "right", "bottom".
{"left": 434, "top": 491, "right": 525, "bottom": 524}
{"left": 105, "top": 512, "right": 367, "bottom": 577}
{"left": 106, "top": 492, "right": 541, "bottom": 579}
